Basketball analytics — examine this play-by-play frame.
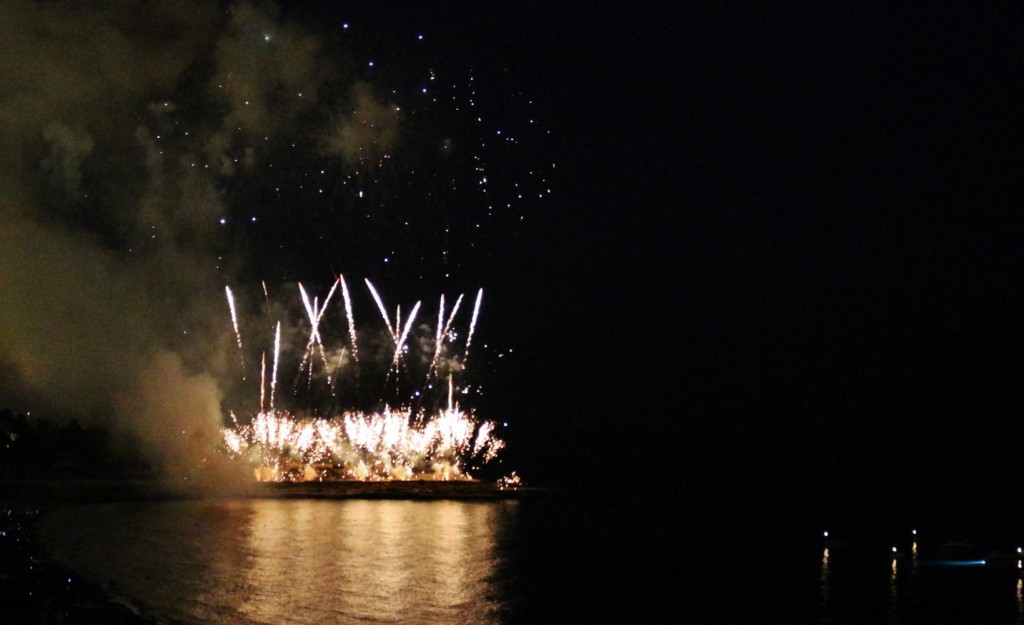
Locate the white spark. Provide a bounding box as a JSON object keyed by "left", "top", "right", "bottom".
{"left": 464, "top": 288, "right": 483, "bottom": 365}
{"left": 340, "top": 274, "right": 358, "bottom": 362}
{"left": 270, "top": 322, "right": 281, "bottom": 410}
{"left": 225, "top": 286, "right": 244, "bottom": 365}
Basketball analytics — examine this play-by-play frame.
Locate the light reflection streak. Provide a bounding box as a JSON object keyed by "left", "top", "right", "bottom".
{"left": 45, "top": 500, "right": 515, "bottom": 625}
{"left": 888, "top": 556, "right": 899, "bottom": 624}
{"left": 1017, "top": 577, "right": 1023, "bottom": 625}
{"left": 239, "top": 500, "right": 507, "bottom": 624}
{"left": 819, "top": 547, "right": 832, "bottom": 624}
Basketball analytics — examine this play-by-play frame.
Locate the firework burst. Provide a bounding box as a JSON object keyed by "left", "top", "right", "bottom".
{"left": 222, "top": 278, "right": 504, "bottom": 482}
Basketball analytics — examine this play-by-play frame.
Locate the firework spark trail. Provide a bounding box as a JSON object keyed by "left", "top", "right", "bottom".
{"left": 365, "top": 278, "right": 422, "bottom": 374}
{"left": 444, "top": 293, "right": 465, "bottom": 336}
{"left": 365, "top": 278, "right": 395, "bottom": 339}
{"left": 316, "top": 279, "right": 342, "bottom": 383}
{"left": 225, "top": 286, "right": 245, "bottom": 368}
{"left": 430, "top": 294, "right": 446, "bottom": 378}
{"left": 261, "top": 281, "right": 271, "bottom": 311}
{"left": 428, "top": 293, "right": 464, "bottom": 380}
{"left": 298, "top": 281, "right": 339, "bottom": 384}
{"left": 392, "top": 300, "right": 422, "bottom": 371}
{"left": 463, "top": 288, "right": 483, "bottom": 365}
{"left": 318, "top": 278, "right": 339, "bottom": 326}
{"left": 259, "top": 351, "right": 267, "bottom": 413}
{"left": 297, "top": 284, "right": 316, "bottom": 376}
{"left": 436, "top": 295, "right": 445, "bottom": 341}
{"left": 222, "top": 278, "right": 504, "bottom": 482}
{"left": 311, "top": 297, "right": 321, "bottom": 389}
{"left": 340, "top": 274, "right": 358, "bottom": 362}
{"left": 270, "top": 321, "right": 281, "bottom": 410}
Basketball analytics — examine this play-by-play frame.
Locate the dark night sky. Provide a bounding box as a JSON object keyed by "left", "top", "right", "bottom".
{"left": 1, "top": 2, "right": 1022, "bottom": 506}
{"left": 403, "top": 3, "right": 1024, "bottom": 502}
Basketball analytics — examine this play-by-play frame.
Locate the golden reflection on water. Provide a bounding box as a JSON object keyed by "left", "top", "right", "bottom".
{"left": 1017, "top": 577, "right": 1023, "bottom": 625}
{"left": 238, "top": 500, "right": 508, "bottom": 624}
{"left": 887, "top": 556, "right": 899, "bottom": 625}
{"left": 44, "top": 499, "right": 516, "bottom": 625}
{"left": 819, "top": 547, "right": 832, "bottom": 624}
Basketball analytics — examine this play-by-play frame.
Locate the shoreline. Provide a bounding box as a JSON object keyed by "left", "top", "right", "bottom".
{"left": 0, "top": 477, "right": 563, "bottom": 504}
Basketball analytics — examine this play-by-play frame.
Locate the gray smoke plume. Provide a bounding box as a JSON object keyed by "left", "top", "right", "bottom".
{"left": 0, "top": 1, "right": 393, "bottom": 492}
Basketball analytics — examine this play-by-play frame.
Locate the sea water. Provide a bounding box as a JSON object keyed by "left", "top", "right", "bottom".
{"left": 40, "top": 496, "right": 678, "bottom": 624}
{"left": 39, "top": 494, "right": 1024, "bottom": 624}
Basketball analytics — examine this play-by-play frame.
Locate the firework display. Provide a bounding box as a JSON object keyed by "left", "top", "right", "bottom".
{"left": 0, "top": 5, "right": 550, "bottom": 489}
{"left": 222, "top": 278, "right": 503, "bottom": 482}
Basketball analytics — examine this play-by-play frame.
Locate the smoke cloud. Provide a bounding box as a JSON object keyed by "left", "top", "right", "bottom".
{"left": 0, "top": 1, "right": 397, "bottom": 490}
{"left": 323, "top": 82, "right": 402, "bottom": 166}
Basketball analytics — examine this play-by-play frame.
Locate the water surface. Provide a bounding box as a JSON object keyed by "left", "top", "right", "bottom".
{"left": 42, "top": 499, "right": 523, "bottom": 624}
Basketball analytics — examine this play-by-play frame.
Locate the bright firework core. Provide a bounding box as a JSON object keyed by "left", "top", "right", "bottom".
{"left": 221, "top": 277, "right": 504, "bottom": 482}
